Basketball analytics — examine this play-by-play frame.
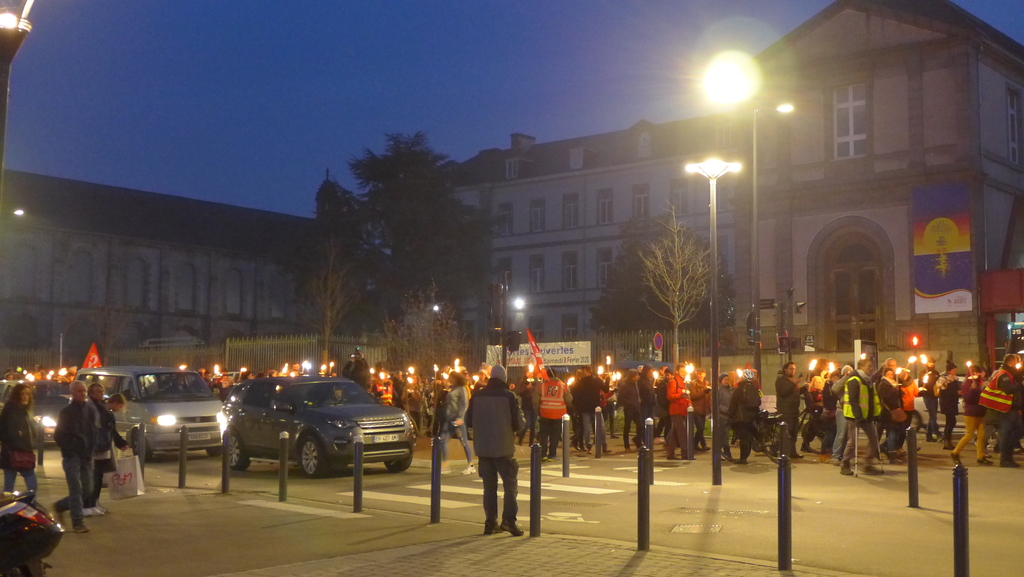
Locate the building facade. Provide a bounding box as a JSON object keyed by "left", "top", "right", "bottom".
{"left": 0, "top": 171, "right": 309, "bottom": 356}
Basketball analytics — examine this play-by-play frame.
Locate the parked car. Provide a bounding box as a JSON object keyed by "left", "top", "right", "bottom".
{"left": 224, "top": 377, "right": 415, "bottom": 477}
{"left": 77, "top": 366, "right": 226, "bottom": 461}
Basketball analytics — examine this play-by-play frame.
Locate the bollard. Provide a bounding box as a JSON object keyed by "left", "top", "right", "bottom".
{"left": 562, "top": 414, "right": 571, "bottom": 478}
{"left": 278, "top": 431, "right": 289, "bottom": 502}
{"left": 637, "top": 446, "right": 650, "bottom": 551}
{"left": 594, "top": 407, "right": 603, "bottom": 459}
{"left": 353, "top": 427, "right": 364, "bottom": 513}
{"left": 36, "top": 423, "right": 44, "bottom": 467}
{"left": 953, "top": 464, "right": 969, "bottom": 577}
{"left": 645, "top": 418, "right": 654, "bottom": 485}
{"left": 137, "top": 423, "right": 147, "bottom": 479}
{"left": 178, "top": 425, "right": 188, "bottom": 489}
{"left": 778, "top": 422, "right": 792, "bottom": 571}
{"left": 530, "top": 443, "right": 542, "bottom": 537}
{"left": 430, "top": 436, "right": 442, "bottom": 523}
{"left": 221, "top": 429, "right": 230, "bottom": 494}
{"left": 907, "top": 425, "right": 919, "bottom": 509}
{"left": 687, "top": 406, "right": 695, "bottom": 461}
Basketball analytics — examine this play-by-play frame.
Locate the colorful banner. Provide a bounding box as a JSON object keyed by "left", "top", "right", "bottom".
{"left": 912, "top": 183, "right": 972, "bottom": 313}
{"left": 485, "top": 341, "right": 592, "bottom": 368}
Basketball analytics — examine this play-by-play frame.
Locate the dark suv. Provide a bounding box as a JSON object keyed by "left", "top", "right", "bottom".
{"left": 223, "top": 377, "right": 414, "bottom": 477}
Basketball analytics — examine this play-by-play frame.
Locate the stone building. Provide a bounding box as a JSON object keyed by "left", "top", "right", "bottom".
{"left": 0, "top": 170, "right": 309, "bottom": 356}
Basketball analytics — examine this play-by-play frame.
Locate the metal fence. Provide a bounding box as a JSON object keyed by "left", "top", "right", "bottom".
{"left": 589, "top": 329, "right": 708, "bottom": 366}
{"left": 224, "top": 334, "right": 387, "bottom": 373}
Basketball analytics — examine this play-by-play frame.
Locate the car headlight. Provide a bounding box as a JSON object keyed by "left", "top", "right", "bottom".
{"left": 155, "top": 414, "right": 177, "bottom": 427}
{"left": 217, "top": 411, "right": 228, "bottom": 433}
{"left": 41, "top": 416, "right": 57, "bottom": 428}
{"left": 327, "top": 419, "right": 351, "bottom": 428}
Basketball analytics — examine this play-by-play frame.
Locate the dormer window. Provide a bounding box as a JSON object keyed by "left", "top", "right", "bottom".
{"left": 505, "top": 158, "right": 520, "bottom": 179}
{"left": 638, "top": 132, "right": 652, "bottom": 158}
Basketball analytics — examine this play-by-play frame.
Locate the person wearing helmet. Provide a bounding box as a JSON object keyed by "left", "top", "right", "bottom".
{"left": 727, "top": 370, "right": 762, "bottom": 464}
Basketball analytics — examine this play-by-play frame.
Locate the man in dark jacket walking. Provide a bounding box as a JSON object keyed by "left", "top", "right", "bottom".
{"left": 466, "top": 365, "right": 525, "bottom": 536}
{"left": 53, "top": 380, "right": 99, "bottom": 533}
{"left": 775, "top": 362, "right": 803, "bottom": 458}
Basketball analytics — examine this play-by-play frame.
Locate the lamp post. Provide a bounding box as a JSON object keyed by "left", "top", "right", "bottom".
{"left": 0, "top": 1, "right": 33, "bottom": 215}
{"left": 686, "top": 159, "right": 740, "bottom": 486}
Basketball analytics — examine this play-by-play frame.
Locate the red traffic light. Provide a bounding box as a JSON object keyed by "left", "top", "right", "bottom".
{"left": 911, "top": 335, "right": 920, "bottom": 348}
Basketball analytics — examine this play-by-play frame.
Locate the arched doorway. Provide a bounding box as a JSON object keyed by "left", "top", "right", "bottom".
{"left": 824, "top": 235, "right": 884, "bottom": 351}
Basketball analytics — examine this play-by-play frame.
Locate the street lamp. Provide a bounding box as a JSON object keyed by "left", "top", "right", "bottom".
{"left": 512, "top": 297, "right": 525, "bottom": 310}
{"left": 686, "top": 159, "right": 740, "bottom": 487}
{"left": 0, "top": 0, "right": 33, "bottom": 216}
{"left": 702, "top": 50, "right": 793, "bottom": 389}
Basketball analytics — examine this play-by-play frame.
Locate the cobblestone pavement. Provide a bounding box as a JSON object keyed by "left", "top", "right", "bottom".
{"left": 209, "top": 534, "right": 873, "bottom": 577}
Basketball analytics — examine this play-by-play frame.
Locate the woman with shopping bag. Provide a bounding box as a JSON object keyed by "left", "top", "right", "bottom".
{"left": 83, "top": 387, "right": 130, "bottom": 516}
{"left": 0, "top": 383, "right": 39, "bottom": 494}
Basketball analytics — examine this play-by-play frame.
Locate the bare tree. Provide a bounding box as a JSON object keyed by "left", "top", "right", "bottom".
{"left": 383, "top": 284, "right": 467, "bottom": 376}
{"left": 638, "top": 206, "right": 710, "bottom": 363}
{"left": 88, "top": 304, "right": 135, "bottom": 359}
{"left": 305, "top": 241, "right": 357, "bottom": 364}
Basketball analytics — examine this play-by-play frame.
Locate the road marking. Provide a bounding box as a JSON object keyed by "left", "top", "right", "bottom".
{"left": 337, "top": 491, "right": 476, "bottom": 509}
{"left": 473, "top": 479, "right": 623, "bottom": 495}
{"left": 238, "top": 500, "right": 370, "bottom": 519}
{"left": 406, "top": 484, "right": 555, "bottom": 499}
{"left": 542, "top": 464, "right": 590, "bottom": 470}
{"left": 540, "top": 469, "right": 688, "bottom": 487}
{"left": 613, "top": 467, "right": 667, "bottom": 473}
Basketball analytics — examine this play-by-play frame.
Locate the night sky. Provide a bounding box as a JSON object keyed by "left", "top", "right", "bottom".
{"left": 5, "top": 1, "right": 1023, "bottom": 217}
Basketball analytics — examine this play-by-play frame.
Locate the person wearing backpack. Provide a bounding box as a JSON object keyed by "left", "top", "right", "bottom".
{"left": 728, "top": 370, "right": 762, "bottom": 465}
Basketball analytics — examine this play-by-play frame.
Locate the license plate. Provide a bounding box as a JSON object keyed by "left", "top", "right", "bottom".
{"left": 373, "top": 434, "right": 400, "bottom": 443}
{"left": 189, "top": 432, "right": 212, "bottom": 441}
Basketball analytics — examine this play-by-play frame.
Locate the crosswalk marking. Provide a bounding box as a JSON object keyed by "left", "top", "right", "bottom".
{"left": 540, "top": 469, "right": 688, "bottom": 487}
{"left": 337, "top": 491, "right": 476, "bottom": 509}
{"left": 472, "top": 479, "right": 622, "bottom": 495}
{"left": 406, "top": 484, "right": 555, "bottom": 499}
{"left": 239, "top": 500, "right": 370, "bottom": 519}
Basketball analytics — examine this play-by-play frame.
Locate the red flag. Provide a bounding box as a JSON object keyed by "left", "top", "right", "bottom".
{"left": 526, "top": 329, "right": 547, "bottom": 379}
{"left": 83, "top": 343, "right": 102, "bottom": 368}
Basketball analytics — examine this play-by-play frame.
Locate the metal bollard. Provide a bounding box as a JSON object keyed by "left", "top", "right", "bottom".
{"left": 530, "top": 443, "right": 542, "bottom": 537}
{"left": 687, "top": 406, "right": 695, "bottom": 461}
{"left": 430, "top": 436, "right": 442, "bottom": 523}
{"left": 221, "top": 429, "right": 230, "bottom": 494}
{"left": 637, "top": 446, "right": 650, "bottom": 551}
{"left": 353, "top": 427, "right": 364, "bottom": 513}
{"left": 907, "top": 425, "right": 919, "bottom": 509}
{"left": 278, "top": 431, "right": 289, "bottom": 502}
{"left": 778, "top": 422, "right": 792, "bottom": 571}
{"left": 594, "top": 407, "right": 603, "bottom": 458}
{"left": 178, "top": 425, "right": 188, "bottom": 489}
{"left": 953, "top": 464, "right": 969, "bottom": 577}
{"left": 562, "top": 414, "right": 571, "bottom": 478}
{"left": 137, "top": 423, "right": 147, "bottom": 479}
{"left": 36, "top": 423, "right": 44, "bottom": 467}
{"left": 645, "top": 418, "right": 654, "bottom": 485}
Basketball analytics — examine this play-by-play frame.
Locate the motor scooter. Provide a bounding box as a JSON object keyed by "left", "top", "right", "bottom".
{"left": 0, "top": 491, "right": 63, "bottom": 577}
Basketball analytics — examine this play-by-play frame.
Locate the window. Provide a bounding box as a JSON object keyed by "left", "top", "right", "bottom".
{"left": 125, "top": 257, "right": 149, "bottom": 309}
{"left": 569, "top": 147, "right": 585, "bottom": 170}
{"left": 69, "top": 250, "right": 93, "bottom": 304}
{"left": 11, "top": 245, "right": 36, "bottom": 299}
{"left": 597, "top": 248, "right": 613, "bottom": 288}
{"left": 174, "top": 263, "right": 197, "bottom": 312}
{"left": 632, "top": 183, "right": 649, "bottom": 219}
{"left": 496, "top": 257, "right": 512, "bottom": 285}
{"left": 638, "top": 132, "right": 652, "bottom": 158}
{"left": 497, "top": 203, "right": 513, "bottom": 236}
{"left": 834, "top": 84, "right": 867, "bottom": 159}
{"left": 716, "top": 123, "right": 733, "bottom": 147}
{"left": 224, "top": 269, "right": 243, "bottom": 316}
{"left": 597, "top": 188, "right": 614, "bottom": 225}
{"left": 562, "top": 193, "right": 579, "bottom": 229}
{"left": 561, "top": 313, "right": 579, "bottom": 340}
{"left": 562, "top": 251, "right": 578, "bottom": 290}
{"left": 505, "top": 158, "right": 519, "bottom": 179}
{"left": 243, "top": 381, "right": 275, "bottom": 408}
{"left": 529, "top": 199, "right": 546, "bottom": 232}
{"left": 269, "top": 277, "right": 287, "bottom": 319}
{"left": 670, "top": 178, "right": 689, "bottom": 215}
{"left": 529, "top": 254, "right": 545, "bottom": 293}
{"left": 1010, "top": 89, "right": 1022, "bottom": 164}
{"left": 528, "top": 315, "right": 545, "bottom": 342}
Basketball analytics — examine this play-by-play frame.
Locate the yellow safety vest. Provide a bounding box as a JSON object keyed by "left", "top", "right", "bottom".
{"left": 842, "top": 374, "right": 881, "bottom": 419}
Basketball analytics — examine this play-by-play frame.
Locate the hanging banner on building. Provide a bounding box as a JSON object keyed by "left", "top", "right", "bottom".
{"left": 913, "top": 183, "right": 973, "bottom": 313}
{"left": 486, "top": 341, "right": 592, "bottom": 368}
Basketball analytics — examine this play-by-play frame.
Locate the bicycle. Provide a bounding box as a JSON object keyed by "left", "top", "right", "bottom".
{"left": 751, "top": 410, "right": 782, "bottom": 464}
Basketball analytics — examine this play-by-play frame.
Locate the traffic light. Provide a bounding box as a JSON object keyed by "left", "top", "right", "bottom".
{"left": 778, "top": 332, "right": 790, "bottom": 355}
{"left": 911, "top": 335, "right": 920, "bottom": 349}
{"left": 745, "top": 311, "right": 758, "bottom": 345}
{"left": 489, "top": 283, "right": 505, "bottom": 330}
{"left": 795, "top": 301, "right": 806, "bottom": 314}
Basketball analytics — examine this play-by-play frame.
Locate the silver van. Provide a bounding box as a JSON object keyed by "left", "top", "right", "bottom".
{"left": 77, "top": 366, "right": 225, "bottom": 460}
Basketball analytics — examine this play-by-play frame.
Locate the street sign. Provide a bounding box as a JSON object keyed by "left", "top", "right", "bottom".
{"left": 804, "top": 335, "right": 815, "bottom": 346}
{"left": 760, "top": 299, "right": 776, "bottom": 310}
{"left": 654, "top": 350, "right": 663, "bottom": 362}
{"left": 653, "top": 333, "right": 664, "bottom": 351}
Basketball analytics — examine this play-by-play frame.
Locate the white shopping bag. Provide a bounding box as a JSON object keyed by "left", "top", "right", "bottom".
{"left": 103, "top": 456, "right": 145, "bottom": 500}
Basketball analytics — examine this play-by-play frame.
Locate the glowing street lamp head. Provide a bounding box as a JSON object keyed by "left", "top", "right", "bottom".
{"left": 13, "top": 208, "right": 23, "bottom": 216}
{"left": 513, "top": 297, "right": 526, "bottom": 310}
{"left": 703, "top": 51, "right": 761, "bottom": 104}
{"left": 686, "top": 160, "right": 741, "bottom": 180}
{"left": 0, "top": 12, "right": 18, "bottom": 29}
{"left": 776, "top": 103, "right": 795, "bottom": 114}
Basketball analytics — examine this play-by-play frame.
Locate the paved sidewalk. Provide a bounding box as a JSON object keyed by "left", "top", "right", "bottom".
{"left": 209, "top": 534, "right": 872, "bottom": 577}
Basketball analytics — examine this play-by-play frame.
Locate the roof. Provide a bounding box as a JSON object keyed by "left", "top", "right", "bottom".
{"left": 2, "top": 171, "right": 313, "bottom": 257}
{"left": 759, "top": 0, "right": 1024, "bottom": 65}
{"left": 457, "top": 116, "right": 731, "bottom": 187}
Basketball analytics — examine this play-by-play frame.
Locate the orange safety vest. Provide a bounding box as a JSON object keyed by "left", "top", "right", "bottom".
{"left": 539, "top": 379, "right": 568, "bottom": 419}
{"left": 377, "top": 381, "right": 394, "bottom": 405}
{"left": 979, "top": 369, "right": 1013, "bottom": 413}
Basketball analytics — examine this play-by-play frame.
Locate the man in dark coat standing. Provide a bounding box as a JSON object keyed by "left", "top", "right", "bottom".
{"left": 53, "top": 380, "right": 99, "bottom": 533}
{"left": 775, "top": 362, "right": 803, "bottom": 458}
{"left": 466, "top": 365, "right": 525, "bottom": 536}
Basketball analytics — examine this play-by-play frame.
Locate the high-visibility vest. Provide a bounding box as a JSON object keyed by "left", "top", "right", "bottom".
{"left": 377, "top": 381, "right": 394, "bottom": 405}
{"left": 539, "top": 379, "right": 568, "bottom": 419}
{"left": 979, "top": 369, "right": 1013, "bottom": 413}
{"left": 842, "top": 374, "right": 881, "bottom": 419}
